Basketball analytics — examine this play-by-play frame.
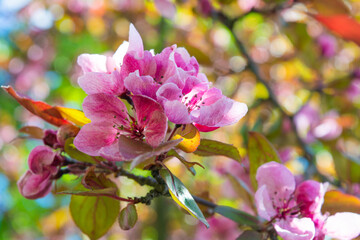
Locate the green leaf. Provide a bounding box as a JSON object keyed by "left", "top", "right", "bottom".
{"left": 236, "top": 230, "right": 262, "bottom": 240}
{"left": 167, "top": 150, "right": 204, "bottom": 176}
{"left": 214, "top": 205, "right": 260, "bottom": 229}
{"left": 193, "top": 139, "right": 241, "bottom": 162}
{"left": 118, "top": 204, "right": 138, "bottom": 230}
{"left": 58, "top": 188, "right": 118, "bottom": 197}
{"left": 160, "top": 170, "right": 209, "bottom": 228}
{"left": 69, "top": 178, "right": 120, "bottom": 240}
{"left": 64, "top": 137, "right": 102, "bottom": 164}
{"left": 332, "top": 148, "right": 360, "bottom": 183}
{"left": 248, "top": 132, "right": 280, "bottom": 189}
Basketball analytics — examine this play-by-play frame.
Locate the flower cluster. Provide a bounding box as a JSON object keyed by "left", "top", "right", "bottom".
{"left": 255, "top": 162, "right": 360, "bottom": 240}
{"left": 74, "top": 24, "right": 247, "bottom": 161}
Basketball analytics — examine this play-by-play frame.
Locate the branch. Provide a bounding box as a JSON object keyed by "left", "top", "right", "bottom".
{"left": 216, "top": 10, "right": 341, "bottom": 187}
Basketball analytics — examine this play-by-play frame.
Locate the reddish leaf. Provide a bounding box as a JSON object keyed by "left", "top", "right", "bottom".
{"left": 19, "top": 126, "right": 45, "bottom": 139}
{"left": 313, "top": 14, "right": 360, "bottom": 46}
{"left": 2, "top": 86, "right": 69, "bottom": 127}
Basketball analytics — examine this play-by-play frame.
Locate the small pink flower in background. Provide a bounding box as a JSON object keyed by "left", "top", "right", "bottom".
{"left": 18, "top": 146, "right": 60, "bottom": 199}
{"left": 317, "top": 34, "right": 337, "bottom": 58}
{"left": 154, "top": 0, "right": 176, "bottom": 19}
{"left": 74, "top": 94, "right": 167, "bottom": 161}
{"left": 195, "top": 215, "right": 241, "bottom": 240}
{"left": 197, "top": 0, "right": 213, "bottom": 17}
{"left": 294, "top": 105, "right": 342, "bottom": 143}
{"left": 346, "top": 79, "right": 360, "bottom": 102}
{"left": 255, "top": 162, "right": 360, "bottom": 240}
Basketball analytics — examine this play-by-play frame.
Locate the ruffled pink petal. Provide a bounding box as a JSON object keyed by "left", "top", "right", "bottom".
{"left": 190, "top": 97, "right": 247, "bottom": 128}
{"left": 295, "top": 180, "right": 328, "bottom": 217}
{"left": 256, "top": 162, "right": 295, "bottom": 208}
{"left": 274, "top": 218, "right": 315, "bottom": 240}
{"left": 154, "top": 0, "right": 176, "bottom": 19}
{"left": 120, "top": 51, "right": 157, "bottom": 78}
{"left": 157, "top": 82, "right": 183, "bottom": 103}
{"left": 124, "top": 71, "right": 160, "bottom": 100}
{"left": 193, "top": 124, "right": 219, "bottom": 132}
{"left": 255, "top": 185, "right": 277, "bottom": 220}
{"left": 127, "top": 23, "right": 144, "bottom": 59}
{"left": 163, "top": 100, "right": 192, "bottom": 124}
{"left": 154, "top": 46, "right": 177, "bottom": 83}
{"left": 172, "top": 47, "right": 199, "bottom": 75}
{"left": 28, "top": 146, "right": 56, "bottom": 174}
{"left": 78, "top": 71, "right": 125, "bottom": 96}
{"left": 17, "top": 170, "right": 53, "bottom": 199}
{"left": 77, "top": 54, "right": 107, "bottom": 73}
{"left": 132, "top": 95, "right": 167, "bottom": 147}
{"left": 322, "top": 212, "right": 360, "bottom": 239}
{"left": 82, "top": 93, "right": 129, "bottom": 125}
{"left": 73, "top": 123, "right": 118, "bottom": 156}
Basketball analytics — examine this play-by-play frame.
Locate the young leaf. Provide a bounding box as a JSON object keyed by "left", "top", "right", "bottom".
{"left": 57, "top": 124, "right": 80, "bottom": 146}
{"left": 160, "top": 169, "right": 209, "bottom": 228}
{"left": 19, "top": 126, "right": 44, "bottom": 139}
{"left": 322, "top": 190, "right": 360, "bottom": 215}
{"left": 167, "top": 150, "right": 204, "bottom": 176}
{"left": 64, "top": 138, "right": 100, "bottom": 164}
{"left": 118, "top": 204, "right": 138, "bottom": 230}
{"left": 2, "top": 86, "right": 69, "bottom": 127}
{"left": 248, "top": 132, "right": 280, "bottom": 189}
{"left": 171, "top": 124, "right": 201, "bottom": 153}
{"left": 193, "top": 139, "right": 241, "bottom": 162}
{"left": 55, "top": 106, "right": 91, "bottom": 126}
{"left": 69, "top": 180, "right": 120, "bottom": 240}
{"left": 313, "top": 14, "right": 360, "bottom": 46}
{"left": 301, "top": 0, "right": 350, "bottom": 15}
{"left": 214, "top": 205, "right": 260, "bottom": 229}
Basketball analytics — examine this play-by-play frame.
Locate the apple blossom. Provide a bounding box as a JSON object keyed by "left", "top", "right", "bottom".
{"left": 17, "top": 146, "right": 60, "bottom": 199}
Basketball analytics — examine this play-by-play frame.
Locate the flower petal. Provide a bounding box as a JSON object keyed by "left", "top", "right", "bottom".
{"left": 17, "top": 170, "right": 53, "bottom": 199}
{"left": 77, "top": 54, "right": 107, "bottom": 73}
{"left": 73, "top": 123, "right": 118, "bottom": 156}
{"left": 28, "top": 146, "right": 56, "bottom": 174}
{"left": 78, "top": 71, "right": 125, "bottom": 96}
{"left": 128, "top": 24, "right": 144, "bottom": 59}
{"left": 132, "top": 95, "right": 168, "bottom": 147}
{"left": 255, "top": 185, "right": 277, "bottom": 220}
{"left": 256, "top": 162, "right": 296, "bottom": 208}
{"left": 274, "top": 218, "right": 315, "bottom": 240}
{"left": 322, "top": 212, "right": 360, "bottom": 239}
{"left": 82, "top": 93, "right": 129, "bottom": 125}
{"left": 112, "top": 41, "right": 129, "bottom": 66}
{"left": 124, "top": 71, "right": 160, "bottom": 100}
{"left": 164, "top": 100, "right": 192, "bottom": 124}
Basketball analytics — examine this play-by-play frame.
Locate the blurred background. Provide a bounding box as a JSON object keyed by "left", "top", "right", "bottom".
{"left": 1, "top": 0, "right": 360, "bottom": 239}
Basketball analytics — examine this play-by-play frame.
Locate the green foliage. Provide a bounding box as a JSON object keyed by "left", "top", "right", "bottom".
{"left": 64, "top": 138, "right": 100, "bottom": 164}
{"left": 214, "top": 205, "right": 260, "bottom": 229}
{"left": 193, "top": 139, "right": 242, "bottom": 162}
{"left": 248, "top": 132, "right": 281, "bottom": 189}
{"left": 69, "top": 178, "right": 120, "bottom": 240}
{"left": 160, "top": 170, "right": 209, "bottom": 228}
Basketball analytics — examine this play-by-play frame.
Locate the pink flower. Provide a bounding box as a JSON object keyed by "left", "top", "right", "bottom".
{"left": 154, "top": 0, "right": 176, "bottom": 19}
{"left": 73, "top": 94, "right": 167, "bottom": 161}
{"left": 317, "top": 34, "right": 337, "bottom": 58}
{"left": 157, "top": 77, "right": 248, "bottom": 131}
{"left": 255, "top": 162, "right": 360, "bottom": 240}
{"left": 17, "top": 146, "right": 59, "bottom": 199}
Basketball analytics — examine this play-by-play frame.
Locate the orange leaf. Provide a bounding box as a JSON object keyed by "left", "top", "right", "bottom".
{"left": 322, "top": 190, "right": 360, "bottom": 215}
{"left": 313, "top": 14, "right": 360, "bottom": 46}
{"left": 3, "top": 86, "right": 69, "bottom": 127}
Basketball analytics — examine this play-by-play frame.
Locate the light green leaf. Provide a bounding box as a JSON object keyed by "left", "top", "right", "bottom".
{"left": 193, "top": 139, "right": 241, "bottom": 162}
{"left": 69, "top": 178, "right": 120, "bottom": 240}
{"left": 248, "top": 132, "right": 280, "bottom": 189}
{"left": 160, "top": 170, "right": 209, "bottom": 228}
